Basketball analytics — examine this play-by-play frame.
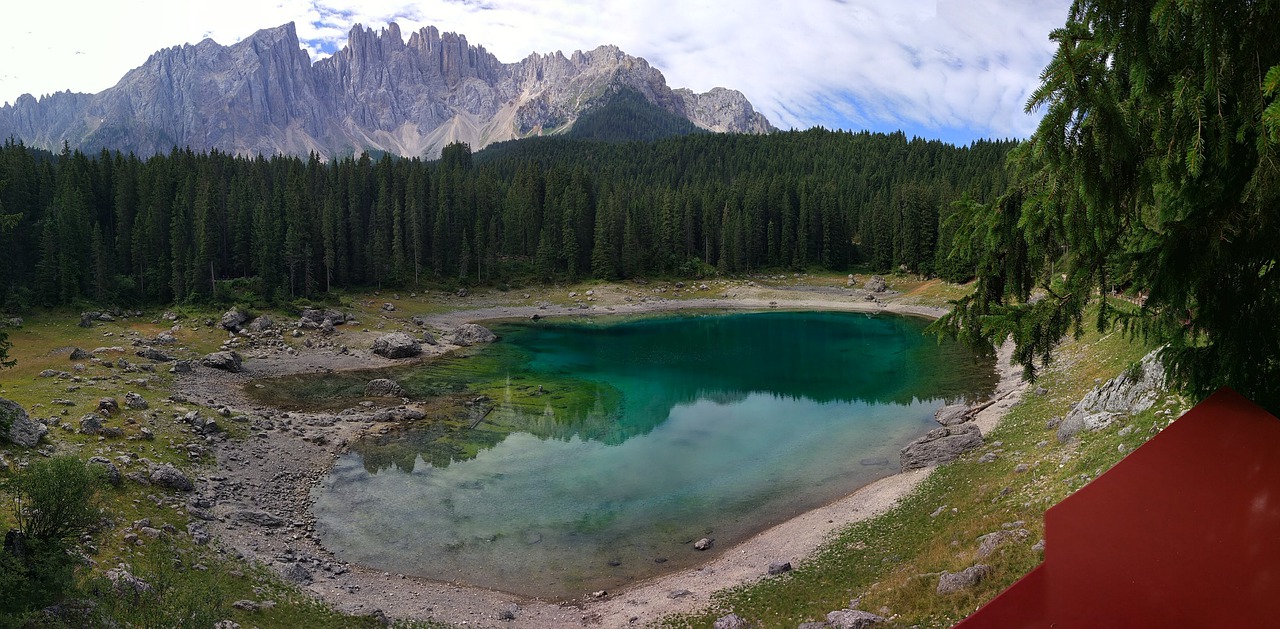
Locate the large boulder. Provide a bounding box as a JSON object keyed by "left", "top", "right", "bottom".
{"left": 900, "top": 423, "right": 984, "bottom": 470}
{"left": 864, "top": 275, "right": 888, "bottom": 293}
{"left": 364, "top": 378, "right": 406, "bottom": 397}
{"left": 220, "top": 307, "right": 250, "bottom": 331}
{"left": 2, "top": 399, "right": 47, "bottom": 448}
{"left": 372, "top": 333, "right": 421, "bottom": 359}
{"left": 451, "top": 323, "right": 497, "bottom": 346}
{"left": 124, "top": 392, "right": 149, "bottom": 410}
{"left": 79, "top": 413, "right": 106, "bottom": 435}
{"left": 149, "top": 464, "right": 194, "bottom": 492}
{"left": 200, "top": 351, "right": 243, "bottom": 372}
{"left": 245, "top": 315, "right": 274, "bottom": 333}
{"left": 1058, "top": 350, "right": 1165, "bottom": 440}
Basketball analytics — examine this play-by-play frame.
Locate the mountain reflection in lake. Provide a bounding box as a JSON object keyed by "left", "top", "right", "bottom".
{"left": 305, "top": 311, "right": 996, "bottom": 598}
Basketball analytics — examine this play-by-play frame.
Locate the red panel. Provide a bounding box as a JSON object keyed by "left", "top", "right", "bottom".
{"left": 957, "top": 388, "right": 1280, "bottom": 628}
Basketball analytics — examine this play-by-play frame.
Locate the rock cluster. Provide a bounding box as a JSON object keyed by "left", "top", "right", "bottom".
{"left": 1058, "top": 349, "right": 1165, "bottom": 440}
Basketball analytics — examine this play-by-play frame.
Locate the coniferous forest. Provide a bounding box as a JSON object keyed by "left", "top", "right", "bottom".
{"left": 0, "top": 129, "right": 1012, "bottom": 308}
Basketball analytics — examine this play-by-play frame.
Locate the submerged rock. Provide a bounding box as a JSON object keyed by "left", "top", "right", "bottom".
{"left": 364, "top": 378, "right": 406, "bottom": 397}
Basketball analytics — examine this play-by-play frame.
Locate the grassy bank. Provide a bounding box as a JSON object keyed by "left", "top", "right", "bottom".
{"left": 664, "top": 301, "right": 1184, "bottom": 628}
{"left": 0, "top": 304, "right": 451, "bottom": 628}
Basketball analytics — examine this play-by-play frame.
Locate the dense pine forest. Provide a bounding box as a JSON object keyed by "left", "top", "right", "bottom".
{"left": 0, "top": 129, "right": 1013, "bottom": 308}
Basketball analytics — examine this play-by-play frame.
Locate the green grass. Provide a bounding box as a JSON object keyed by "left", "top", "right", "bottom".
{"left": 663, "top": 305, "right": 1183, "bottom": 628}
{"left": 0, "top": 307, "right": 459, "bottom": 628}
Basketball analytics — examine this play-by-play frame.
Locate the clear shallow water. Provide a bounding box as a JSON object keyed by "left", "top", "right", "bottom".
{"left": 310, "top": 311, "right": 996, "bottom": 599}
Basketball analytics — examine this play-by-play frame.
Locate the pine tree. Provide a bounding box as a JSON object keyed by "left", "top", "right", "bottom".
{"left": 934, "top": 0, "right": 1280, "bottom": 410}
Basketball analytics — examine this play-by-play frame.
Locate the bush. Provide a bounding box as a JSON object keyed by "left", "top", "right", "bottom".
{"left": 6, "top": 456, "right": 104, "bottom": 543}
{"left": 0, "top": 456, "right": 104, "bottom": 624}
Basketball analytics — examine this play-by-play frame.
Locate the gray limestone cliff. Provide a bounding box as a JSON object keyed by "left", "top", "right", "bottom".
{"left": 0, "top": 22, "right": 774, "bottom": 158}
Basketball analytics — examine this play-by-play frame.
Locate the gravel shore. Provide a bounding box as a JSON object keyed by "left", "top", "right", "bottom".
{"left": 174, "top": 285, "right": 1024, "bottom": 628}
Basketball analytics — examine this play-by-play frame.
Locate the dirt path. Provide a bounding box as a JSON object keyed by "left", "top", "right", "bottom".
{"left": 174, "top": 285, "right": 1022, "bottom": 629}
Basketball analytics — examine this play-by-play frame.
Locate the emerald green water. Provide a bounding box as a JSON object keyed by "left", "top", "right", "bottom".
{"left": 309, "top": 311, "right": 995, "bottom": 599}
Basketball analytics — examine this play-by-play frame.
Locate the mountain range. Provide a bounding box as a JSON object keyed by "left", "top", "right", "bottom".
{"left": 0, "top": 22, "right": 774, "bottom": 158}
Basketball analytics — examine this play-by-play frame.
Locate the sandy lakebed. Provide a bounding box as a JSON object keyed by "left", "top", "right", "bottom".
{"left": 173, "top": 286, "right": 1026, "bottom": 629}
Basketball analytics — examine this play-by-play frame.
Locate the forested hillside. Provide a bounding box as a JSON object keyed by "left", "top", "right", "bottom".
{"left": 0, "top": 130, "right": 1013, "bottom": 308}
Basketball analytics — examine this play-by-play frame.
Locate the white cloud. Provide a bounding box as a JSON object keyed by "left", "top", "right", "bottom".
{"left": 0, "top": 0, "right": 1071, "bottom": 141}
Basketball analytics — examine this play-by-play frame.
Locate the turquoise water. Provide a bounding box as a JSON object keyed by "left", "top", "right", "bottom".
{"left": 310, "top": 311, "right": 995, "bottom": 599}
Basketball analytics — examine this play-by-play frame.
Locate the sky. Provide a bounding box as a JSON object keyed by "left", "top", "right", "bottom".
{"left": 0, "top": 0, "right": 1072, "bottom": 145}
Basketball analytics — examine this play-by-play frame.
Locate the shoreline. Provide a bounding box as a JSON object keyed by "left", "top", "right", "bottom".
{"left": 175, "top": 287, "right": 1024, "bottom": 628}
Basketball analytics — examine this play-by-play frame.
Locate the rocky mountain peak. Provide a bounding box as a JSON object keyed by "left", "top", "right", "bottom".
{"left": 0, "top": 22, "right": 775, "bottom": 158}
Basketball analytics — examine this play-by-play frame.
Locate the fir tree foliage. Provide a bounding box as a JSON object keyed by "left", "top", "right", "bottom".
{"left": 932, "top": 0, "right": 1280, "bottom": 410}
{"left": 0, "top": 130, "right": 1012, "bottom": 308}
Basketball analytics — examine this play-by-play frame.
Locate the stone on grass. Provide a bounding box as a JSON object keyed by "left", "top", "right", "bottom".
{"left": 88, "top": 457, "right": 122, "bottom": 487}
{"left": 79, "top": 413, "right": 105, "bottom": 435}
{"left": 149, "top": 464, "right": 193, "bottom": 492}
{"left": 70, "top": 347, "right": 91, "bottom": 360}
{"left": 713, "top": 613, "right": 748, "bottom": 629}
{"left": 767, "top": 561, "right": 792, "bottom": 575}
{"left": 937, "top": 564, "right": 992, "bottom": 595}
{"left": 3, "top": 399, "right": 47, "bottom": 448}
{"left": 976, "top": 528, "right": 1030, "bottom": 558}
{"left": 826, "top": 608, "right": 886, "bottom": 629}
{"left": 124, "top": 392, "right": 148, "bottom": 410}
{"left": 105, "top": 567, "right": 153, "bottom": 596}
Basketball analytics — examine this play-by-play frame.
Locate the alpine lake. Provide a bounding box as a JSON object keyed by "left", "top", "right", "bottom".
{"left": 250, "top": 310, "right": 997, "bottom": 599}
